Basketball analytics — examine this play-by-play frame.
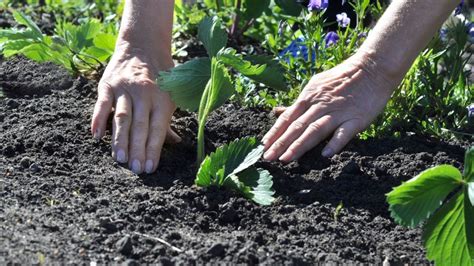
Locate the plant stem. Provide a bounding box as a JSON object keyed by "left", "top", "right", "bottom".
{"left": 197, "top": 80, "right": 212, "bottom": 165}
{"left": 230, "top": 0, "right": 242, "bottom": 38}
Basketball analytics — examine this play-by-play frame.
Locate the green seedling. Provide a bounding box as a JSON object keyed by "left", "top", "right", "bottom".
{"left": 158, "top": 16, "right": 286, "bottom": 205}
{"left": 0, "top": 11, "right": 116, "bottom": 76}
{"left": 387, "top": 146, "right": 474, "bottom": 266}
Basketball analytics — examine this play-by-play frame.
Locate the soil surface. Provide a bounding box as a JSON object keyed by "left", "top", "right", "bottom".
{"left": 0, "top": 57, "right": 471, "bottom": 265}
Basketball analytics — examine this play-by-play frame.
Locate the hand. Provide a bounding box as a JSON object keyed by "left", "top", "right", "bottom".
{"left": 90, "top": 44, "right": 181, "bottom": 174}
{"left": 262, "top": 54, "right": 399, "bottom": 162}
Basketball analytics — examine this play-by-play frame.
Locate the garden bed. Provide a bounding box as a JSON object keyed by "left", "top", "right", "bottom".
{"left": 0, "top": 57, "right": 470, "bottom": 264}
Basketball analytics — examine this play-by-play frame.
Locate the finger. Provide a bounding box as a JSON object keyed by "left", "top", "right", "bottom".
{"left": 112, "top": 94, "right": 132, "bottom": 164}
{"left": 91, "top": 83, "right": 113, "bottom": 139}
{"left": 128, "top": 101, "right": 151, "bottom": 174}
{"left": 272, "top": 106, "right": 287, "bottom": 117}
{"left": 165, "top": 128, "right": 182, "bottom": 144}
{"left": 264, "top": 104, "right": 328, "bottom": 161}
{"left": 144, "top": 109, "right": 169, "bottom": 174}
{"left": 321, "top": 119, "right": 361, "bottom": 158}
{"left": 262, "top": 100, "right": 309, "bottom": 151}
{"left": 278, "top": 115, "right": 337, "bottom": 162}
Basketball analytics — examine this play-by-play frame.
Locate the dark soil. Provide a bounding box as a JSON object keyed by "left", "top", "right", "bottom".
{"left": 0, "top": 57, "right": 471, "bottom": 265}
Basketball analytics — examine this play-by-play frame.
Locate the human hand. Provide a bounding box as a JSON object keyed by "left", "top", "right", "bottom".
{"left": 262, "top": 53, "right": 400, "bottom": 162}
{"left": 90, "top": 44, "right": 181, "bottom": 174}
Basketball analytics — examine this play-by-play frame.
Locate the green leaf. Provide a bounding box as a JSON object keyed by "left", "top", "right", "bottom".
{"left": 423, "top": 192, "right": 474, "bottom": 266}
{"left": 241, "top": 0, "right": 271, "bottom": 19}
{"left": 158, "top": 58, "right": 212, "bottom": 111}
{"left": 93, "top": 33, "right": 116, "bottom": 52}
{"left": 244, "top": 55, "right": 288, "bottom": 91}
{"left": 196, "top": 137, "right": 275, "bottom": 205}
{"left": 386, "top": 165, "right": 462, "bottom": 227}
{"left": 12, "top": 11, "right": 43, "bottom": 40}
{"left": 274, "top": 0, "right": 303, "bottom": 16}
{"left": 465, "top": 186, "right": 474, "bottom": 261}
{"left": 464, "top": 147, "right": 474, "bottom": 182}
{"left": 203, "top": 58, "right": 233, "bottom": 115}
{"left": 469, "top": 182, "right": 474, "bottom": 209}
{"left": 198, "top": 16, "right": 228, "bottom": 58}
{"left": 218, "top": 48, "right": 266, "bottom": 76}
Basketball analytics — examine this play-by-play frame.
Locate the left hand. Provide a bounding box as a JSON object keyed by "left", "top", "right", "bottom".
{"left": 262, "top": 53, "right": 399, "bottom": 162}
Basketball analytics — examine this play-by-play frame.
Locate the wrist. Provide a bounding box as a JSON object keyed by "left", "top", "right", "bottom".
{"left": 114, "top": 38, "right": 174, "bottom": 72}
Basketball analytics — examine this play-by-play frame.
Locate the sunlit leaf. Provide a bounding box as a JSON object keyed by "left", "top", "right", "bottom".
{"left": 386, "top": 165, "right": 462, "bottom": 227}
{"left": 197, "top": 16, "right": 227, "bottom": 58}
{"left": 423, "top": 192, "right": 474, "bottom": 266}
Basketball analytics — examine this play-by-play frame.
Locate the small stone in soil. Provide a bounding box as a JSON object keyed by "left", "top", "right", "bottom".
{"left": 207, "top": 243, "right": 226, "bottom": 257}
{"left": 116, "top": 235, "right": 133, "bottom": 255}
{"left": 20, "top": 157, "right": 31, "bottom": 168}
{"left": 29, "top": 163, "right": 42, "bottom": 173}
{"left": 6, "top": 99, "right": 19, "bottom": 109}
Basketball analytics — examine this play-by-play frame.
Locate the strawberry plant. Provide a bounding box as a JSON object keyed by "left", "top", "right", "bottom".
{"left": 158, "top": 16, "right": 286, "bottom": 205}
{"left": 387, "top": 146, "right": 474, "bottom": 265}
{"left": 0, "top": 11, "right": 116, "bottom": 76}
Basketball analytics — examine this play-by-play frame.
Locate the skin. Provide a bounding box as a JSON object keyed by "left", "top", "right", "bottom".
{"left": 92, "top": 0, "right": 460, "bottom": 173}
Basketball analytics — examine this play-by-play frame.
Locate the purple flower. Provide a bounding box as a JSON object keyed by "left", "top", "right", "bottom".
{"left": 455, "top": 0, "right": 464, "bottom": 15}
{"left": 467, "top": 22, "right": 474, "bottom": 43}
{"left": 336, "top": 12, "right": 350, "bottom": 28}
{"left": 308, "top": 0, "right": 329, "bottom": 11}
{"left": 324, "top": 31, "right": 339, "bottom": 47}
{"left": 439, "top": 28, "right": 448, "bottom": 42}
{"left": 468, "top": 104, "right": 474, "bottom": 118}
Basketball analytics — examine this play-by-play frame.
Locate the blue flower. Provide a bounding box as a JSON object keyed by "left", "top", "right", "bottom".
{"left": 336, "top": 12, "right": 350, "bottom": 28}
{"left": 324, "top": 31, "right": 339, "bottom": 47}
{"left": 467, "top": 22, "right": 474, "bottom": 43}
{"left": 439, "top": 28, "right": 448, "bottom": 42}
{"left": 279, "top": 37, "right": 316, "bottom": 63}
{"left": 455, "top": 0, "right": 464, "bottom": 15}
{"left": 308, "top": 0, "right": 329, "bottom": 11}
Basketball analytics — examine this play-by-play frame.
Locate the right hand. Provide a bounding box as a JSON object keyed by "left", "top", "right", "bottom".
{"left": 90, "top": 44, "right": 181, "bottom": 174}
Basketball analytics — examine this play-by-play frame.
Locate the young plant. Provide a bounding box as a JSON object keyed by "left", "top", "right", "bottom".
{"left": 158, "top": 16, "right": 286, "bottom": 204}
{"left": 0, "top": 11, "right": 116, "bottom": 76}
{"left": 386, "top": 147, "right": 474, "bottom": 265}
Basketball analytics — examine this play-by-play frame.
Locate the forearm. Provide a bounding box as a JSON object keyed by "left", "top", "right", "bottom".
{"left": 358, "top": 0, "right": 459, "bottom": 82}
{"left": 117, "top": 0, "right": 174, "bottom": 68}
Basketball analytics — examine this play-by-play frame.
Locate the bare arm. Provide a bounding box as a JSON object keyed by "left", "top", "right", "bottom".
{"left": 263, "top": 0, "right": 460, "bottom": 162}
{"left": 91, "top": 0, "right": 180, "bottom": 175}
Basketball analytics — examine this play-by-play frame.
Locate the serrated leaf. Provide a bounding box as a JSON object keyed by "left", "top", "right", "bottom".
{"left": 93, "top": 33, "right": 116, "bottom": 52}
{"left": 423, "top": 192, "right": 474, "bottom": 266}
{"left": 198, "top": 16, "right": 227, "bottom": 58}
{"left": 158, "top": 58, "right": 212, "bottom": 111}
{"left": 12, "top": 11, "right": 43, "bottom": 40}
{"left": 244, "top": 55, "right": 288, "bottom": 91}
{"left": 469, "top": 182, "right": 474, "bottom": 208}
{"left": 196, "top": 137, "right": 274, "bottom": 205}
{"left": 465, "top": 147, "right": 474, "bottom": 182}
{"left": 235, "top": 167, "right": 275, "bottom": 205}
{"left": 465, "top": 186, "right": 474, "bottom": 261}
{"left": 386, "top": 165, "right": 462, "bottom": 227}
{"left": 203, "top": 58, "right": 233, "bottom": 115}
{"left": 218, "top": 48, "right": 266, "bottom": 76}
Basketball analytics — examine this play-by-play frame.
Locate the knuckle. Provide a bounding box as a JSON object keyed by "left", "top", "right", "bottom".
{"left": 279, "top": 113, "right": 292, "bottom": 124}
{"left": 308, "top": 122, "right": 322, "bottom": 133}
{"left": 133, "top": 119, "right": 148, "bottom": 130}
{"left": 273, "top": 140, "right": 286, "bottom": 150}
{"left": 114, "top": 111, "right": 130, "bottom": 125}
{"left": 291, "top": 120, "right": 307, "bottom": 131}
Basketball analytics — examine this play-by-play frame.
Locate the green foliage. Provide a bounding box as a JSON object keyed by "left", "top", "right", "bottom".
{"left": 387, "top": 146, "right": 474, "bottom": 265}
{"left": 0, "top": 11, "right": 116, "bottom": 76}
{"left": 387, "top": 165, "right": 462, "bottom": 227}
{"left": 196, "top": 137, "right": 275, "bottom": 205}
{"left": 198, "top": 16, "right": 228, "bottom": 58}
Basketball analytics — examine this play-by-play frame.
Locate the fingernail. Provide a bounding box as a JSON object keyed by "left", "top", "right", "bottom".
{"left": 322, "top": 147, "right": 334, "bottom": 158}
{"left": 264, "top": 150, "right": 276, "bottom": 161}
{"left": 93, "top": 129, "right": 101, "bottom": 139}
{"left": 261, "top": 138, "right": 267, "bottom": 145}
{"left": 145, "top": 160, "right": 154, "bottom": 174}
{"left": 279, "top": 153, "right": 292, "bottom": 162}
{"left": 116, "top": 149, "right": 127, "bottom": 163}
{"left": 132, "top": 159, "right": 141, "bottom": 174}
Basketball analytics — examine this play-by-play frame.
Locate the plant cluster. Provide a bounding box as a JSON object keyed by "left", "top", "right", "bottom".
{"left": 159, "top": 17, "right": 286, "bottom": 205}
{"left": 0, "top": 11, "right": 117, "bottom": 76}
